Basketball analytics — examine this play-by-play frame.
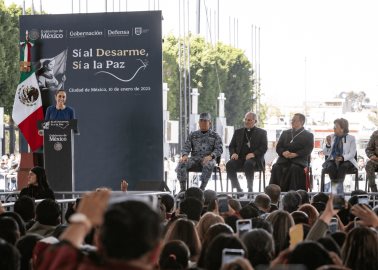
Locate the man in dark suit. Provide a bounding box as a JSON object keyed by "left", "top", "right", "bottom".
{"left": 269, "top": 113, "right": 314, "bottom": 191}
{"left": 226, "top": 112, "right": 268, "bottom": 192}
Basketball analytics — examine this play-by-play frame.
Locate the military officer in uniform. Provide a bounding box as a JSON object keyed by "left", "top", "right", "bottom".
{"left": 176, "top": 112, "right": 223, "bottom": 191}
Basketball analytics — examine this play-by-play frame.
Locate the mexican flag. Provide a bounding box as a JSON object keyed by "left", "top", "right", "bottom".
{"left": 12, "top": 34, "right": 44, "bottom": 151}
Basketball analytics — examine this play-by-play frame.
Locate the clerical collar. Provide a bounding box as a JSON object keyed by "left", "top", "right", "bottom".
{"left": 245, "top": 127, "right": 255, "bottom": 132}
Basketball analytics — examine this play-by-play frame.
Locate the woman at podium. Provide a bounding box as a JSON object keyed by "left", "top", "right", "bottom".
{"left": 19, "top": 166, "right": 55, "bottom": 200}
{"left": 45, "top": 89, "right": 75, "bottom": 121}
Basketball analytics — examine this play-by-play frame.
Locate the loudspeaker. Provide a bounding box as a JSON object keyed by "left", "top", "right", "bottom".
{"left": 134, "top": 181, "right": 169, "bottom": 191}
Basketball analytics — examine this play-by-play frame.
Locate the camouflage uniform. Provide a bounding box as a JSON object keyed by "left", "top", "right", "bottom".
{"left": 365, "top": 130, "right": 378, "bottom": 192}
{"left": 176, "top": 129, "right": 223, "bottom": 190}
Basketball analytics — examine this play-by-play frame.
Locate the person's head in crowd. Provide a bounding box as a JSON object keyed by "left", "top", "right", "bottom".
{"left": 0, "top": 216, "right": 20, "bottom": 245}
{"left": 196, "top": 212, "right": 224, "bottom": 243}
{"left": 254, "top": 193, "right": 271, "bottom": 213}
{"left": 296, "top": 189, "right": 310, "bottom": 205}
{"left": 228, "top": 198, "right": 242, "bottom": 212}
{"left": 185, "top": 187, "right": 204, "bottom": 203}
{"left": 0, "top": 238, "right": 20, "bottom": 270}
{"left": 197, "top": 223, "right": 234, "bottom": 268}
{"left": 341, "top": 227, "right": 378, "bottom": 270}
{"left": 251, "top": 217, "right": 273, "bottom": 234}
{"left": 350, "top": 189, "right": 367, "bottom": 197}
{"left": 159, "top": 240, "right": 190, "bottom": 270}
{"left": 204, "top": 234, "right": 247, "bottom": 270}
{"left": 330, "top": 231, "right": 346, "bottom": 250}
{"left": 100, "top": 200, "right": 162, "bottom": 263}
{"left": 204, "top": 189, "right": 217, "bottom": 206}
{"left": 264, "top": 184, "right": 281, "bottom": 204}
{"left": 16, "top": 233, "right": 43, "bottom": 270}
{"left": 224, "top": 215, "right": 239, "bottom": 234}
{"left": 298, "top": 203, "right": 319, "bottom": 227}
{"left": 164, "top": 218, "right": 201, "bottom": 261}
{"left": 179, "top": 197, "right": 203, "bottom": 222}
{"left": 312, "top": 192, "right": 329, "bottom": 205}
{"left": 242, "top": 228, "right": 274, "bottom": 268}
{"left": 36, "top": 199, "right": 61, "bottom": 226}
{"left": 0, "top": 212, "right": 26, "bottom": 236}
{"left": 287, "top": 241, "right": 333, "bottom": 270}
{"left": 239, "top": 204, "right": 259, "bottom": 219}
{"left": 317, "top": 236, "right": 341, "bottom": 257}
{"left": 266, "top": 210, "right": 294, "bottom": 255}
{"left": 291, "top": 210, "right": 309, "bottom": 225}
{"left": 161, "top": 194, "right": 175, "bottom": 214}
{"left": 14, "top": 196, "right": 35, "bottom": 224}
{"left": 27, "top": 166, "right": 50, "bottom": 190}
{"left": 282, "top": 190, "right": 301, "bottom": 213}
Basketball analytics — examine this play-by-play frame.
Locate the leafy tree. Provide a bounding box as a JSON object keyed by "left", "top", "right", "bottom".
{"left": 163, "top": 34, "right": 254, "bottom": 127}
{"left": 0, "top": 2, "right": 20, "bottom": 115}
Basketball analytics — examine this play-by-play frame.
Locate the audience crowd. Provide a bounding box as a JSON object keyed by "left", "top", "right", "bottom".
{"left": 0, "top": 180, "right": 378, "bottom": 270}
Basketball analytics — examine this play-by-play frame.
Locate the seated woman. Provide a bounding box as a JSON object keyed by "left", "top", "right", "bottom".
{"left": 322, "top": 118, "right": 358, "bottom": 185}
{"left": 19, "top": 166, "right": 55, "bottom": 200}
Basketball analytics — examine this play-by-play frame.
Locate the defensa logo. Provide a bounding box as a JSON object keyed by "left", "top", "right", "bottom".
{"left": 41, "top": 29, "right": 64, "bottom": 39}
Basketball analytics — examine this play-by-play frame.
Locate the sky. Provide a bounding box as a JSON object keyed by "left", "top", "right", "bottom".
{"left": 4, "top": 0, "right": 378, "bottom": 106}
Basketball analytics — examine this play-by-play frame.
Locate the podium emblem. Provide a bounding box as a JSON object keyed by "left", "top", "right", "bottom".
{"left": 54, "top": 142, "right": 63, "bottom": 151}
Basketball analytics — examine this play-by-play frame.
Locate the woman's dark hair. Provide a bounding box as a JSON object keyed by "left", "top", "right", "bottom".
{"left": 30, "top": 166, "right": 51, "bottom": 190}
{"left": 341, "top": 227, "right": 378, "bottom": 270}
{"left": 204, "top": 234, "right": 247, "bottom": 270}
{"left": 242, "top": 229, "right": 274, "bottom": 267}
{"left": 288, "top": 241, "right": 333, "bottom": 270}
{"left": 16, "top": 233, "right": 43, "bottom": 270}
{"left": 55, "top": 89, "right": 66, "bottom": 96}
{"left": 0, "top": 212, "right": 26, "bottom": 236}
{"left": 14, "top": 196, "right": 36, "bottom": 223}
{"left": 317, "top": 236, "right": 341, "bottom": 257}
{"left": 0, "top": 216, "right": 20, "bottom": 245}
{"left": 334, "top": 118, "right": 349, "bottom": 134}
{"left": 159, "top": 240, "right": 190, "bottom": 270}
{"left": 164, "top": 218, "right": 201, "bottom": 260}
{"left": 197, "top": 223, "right": 234, "bottom": 268}
{"left": 0, "top": 238, "right": 20, "bottom": 270}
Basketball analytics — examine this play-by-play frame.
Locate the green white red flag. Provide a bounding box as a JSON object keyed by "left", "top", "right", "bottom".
{"left": 12, "top": 32, "right": 44, "bottom": 151}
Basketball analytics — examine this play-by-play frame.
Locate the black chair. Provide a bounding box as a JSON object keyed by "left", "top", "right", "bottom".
{"left": 225, "top": 160, "right": 266, "bottom": 192}
{"left": 187, "top": 156, "right": 223, "bottom": 192}
{"left": 320, "top": 159, "right": 359, "bottom": 192}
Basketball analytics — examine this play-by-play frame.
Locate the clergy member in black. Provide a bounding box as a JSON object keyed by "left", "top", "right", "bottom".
{"left": 226, "top": 112, "right": 268, "bottom": 192}
{"left": 269, "top": 113, "right": 314, "bottom": 191}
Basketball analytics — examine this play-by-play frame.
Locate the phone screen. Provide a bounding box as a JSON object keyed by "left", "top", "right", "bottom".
{"left": 218, "top": 196, "right": 228, "bottom": 213}
{"left": 236, "top": 219, "right": 252, "bottom": 237}
{"left": 331, "top": 182, "right": 345, "bottom": 209}
{"left": 329, "top": 218, "right": 338, "bottom": 233}
{"left": 357, "top": 195, "right": 369, "bottom": 205}
{"left": 222, "top": 248, "right": 245, "bottom": 265}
